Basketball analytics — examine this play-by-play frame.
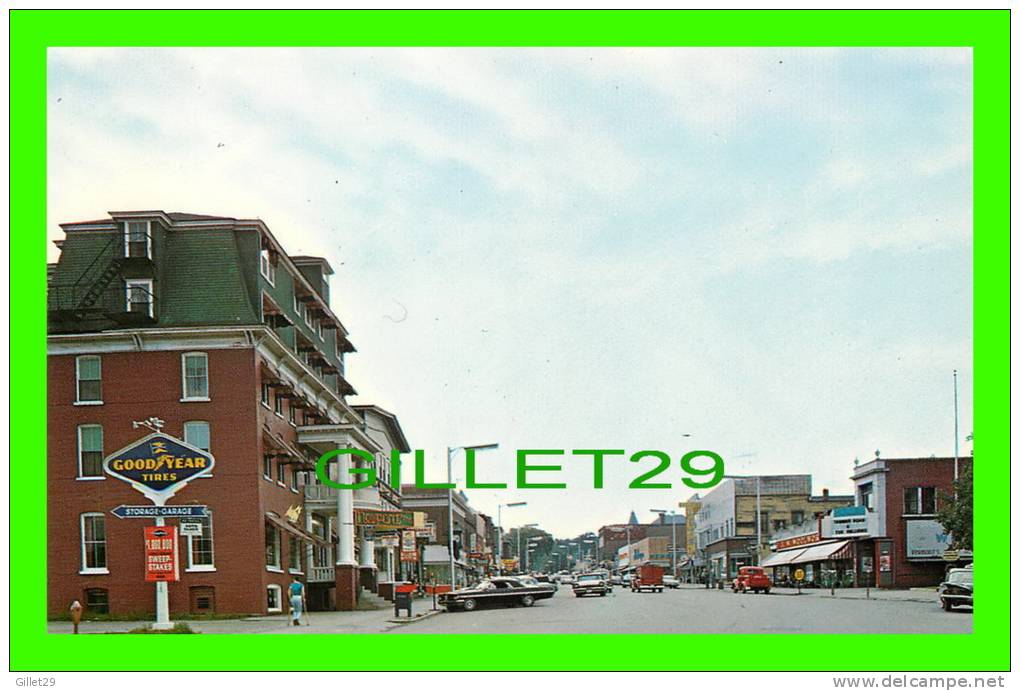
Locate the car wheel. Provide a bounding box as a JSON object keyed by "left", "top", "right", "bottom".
{"left": 599, "top": 591, "right": 606, "bottom": 597}
{"left": 764, "top": 588, "right": 770, "bottom": 594}
{"left": 462, "top": 598, "right": 478, "bottom": 612}
{"left": 521, "top": 595, "right": 535, "bottom": 607}
{"left": 942, "top": 599, "right": 953, "bottom": 612}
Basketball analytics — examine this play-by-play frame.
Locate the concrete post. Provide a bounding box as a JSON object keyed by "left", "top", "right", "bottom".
{"left": 335, "top": 442, "right": 358, "bottom": 610}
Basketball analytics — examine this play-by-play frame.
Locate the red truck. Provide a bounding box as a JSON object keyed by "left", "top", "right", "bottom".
{"left": 630, "top": 564, "right": 665, "bottom": 593}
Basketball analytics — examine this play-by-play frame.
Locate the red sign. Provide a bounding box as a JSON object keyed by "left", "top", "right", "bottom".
{"left": 144, "top": 526, "right": 179, "bottom": 582}
{"left": 774, "top": 532, "right": 821, "bottom": 551}
{"left": 400, "top": 529, "right": 418, "bottom": 562}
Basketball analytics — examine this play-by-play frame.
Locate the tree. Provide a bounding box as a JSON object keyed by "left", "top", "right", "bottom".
{"left": 936, "top": 465, "right": 973, "bottom": 551}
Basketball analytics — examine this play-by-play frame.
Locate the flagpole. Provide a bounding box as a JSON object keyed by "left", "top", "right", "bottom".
{"left": 953, "top": 369, "right": 959, "bottom": 481}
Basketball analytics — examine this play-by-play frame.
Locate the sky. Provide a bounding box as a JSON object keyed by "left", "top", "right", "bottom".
{"left": 48, "top": 48, "right": 973, "bottom": 537}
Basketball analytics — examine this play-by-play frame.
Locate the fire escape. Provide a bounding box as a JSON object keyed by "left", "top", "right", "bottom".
{"left": 48, "top": 230, "right": 156, "bottom": 328}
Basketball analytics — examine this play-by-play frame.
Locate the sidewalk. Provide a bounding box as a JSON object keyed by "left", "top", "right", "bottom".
{"left": 676, "top": 582, "right": 938, "bottom": 603}
{"left": 47, "top": 598, "right": 445, "bottom": 635}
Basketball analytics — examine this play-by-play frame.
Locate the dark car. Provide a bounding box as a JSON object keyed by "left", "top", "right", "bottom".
{"left": 521, "top": 575, "right": 558, "bottom": 593}
{"left": 938, "top": 565, "right": 973, "bottom": 611}
{"left": 438, "top": 577, "right": 552, "bottom": 612}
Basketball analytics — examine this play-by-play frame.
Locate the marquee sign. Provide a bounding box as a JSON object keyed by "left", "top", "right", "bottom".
{"left": 104, "top": 433, "right": 215, "bottom": 506}
{"left": 355, "top": 508, "right": 416, "bottom": 530}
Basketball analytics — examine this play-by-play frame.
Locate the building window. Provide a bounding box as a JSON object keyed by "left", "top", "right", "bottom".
{"left": 316, "top": 319, "right": 324, "bottom": 339}
{"left": 183, "top": 421, "right": 210, "bottom": 452}
{"left": 304, "top": 306, "right": 313, "bottom": 327}
{"left": 182, "top": 352, "right": 209, "bottom": 400}
{"left": 187, "top": 514, "right": 215, "bottom": 570}
{"left": 125, "top": 220, "right": 151, "bottom": 258}
{"left": 75, "top": 355, "right": 102, "bottom": 403}
{"left": 80, "top": 513, "right": 107, "bottom": 573}
{"left": 84, "top": 588, "right": 110, "bottom": 615}
{"left": 274, "top": 392, "right": 284, "bottom": 417}
{"left": 260, "top": 248, "right": 276, "bottom": 285}
{"left": 792, "top": 510, "right": 805, "bottom": 525}
{"left": 288, "top": 403, "right": 297, "bottom": 426}
{"left": 277, "top": 460, "right": 286, "bottom": 485}
{"left": 266, "top": 521, "right": 282, "bottom": 569}
{"left": 263, "top": 455, "right": 273, "bottom": 480}
{"left": 260, "top": 382, "right": 271, "bottom": 407}
{"left": 125, "top": 279, "right": 154, "bottom": 317}
{"left": 905, "top": 487, "right": 937, "bottom": 515}
{"left": 290, "top": 468, "right": 300, "bottom": 492}
{"left": 289, "top": 535, "right": 303, "bottom": 572}
{"left": 293, "top": 293, "right": 302, "bottom": 316}
{"left": 267, "top": 584, "right": 282, "bottom": 612}
{"left": 77, "top": 424, "right": 104, "bottom": 478}
{"left": 772, "top": 519, "right": 787, "bottom": 532}
{"left": 859, "top": 483, "right": 874, "bottom": 510}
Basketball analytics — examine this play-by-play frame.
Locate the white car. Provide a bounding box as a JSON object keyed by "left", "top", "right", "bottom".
{"left": 663, "top": 575, "right": 679, "bottom": 589}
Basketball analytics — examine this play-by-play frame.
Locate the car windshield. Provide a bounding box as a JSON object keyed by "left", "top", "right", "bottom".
{"left": 579, "top": 575, "right": 601, "bottom": 582}
{"left": 948, "top": 571, "right": 974, "bottom": 586}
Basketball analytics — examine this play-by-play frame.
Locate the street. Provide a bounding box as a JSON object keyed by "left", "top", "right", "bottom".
{"left": 389, "top": 585, "right": 973, "bottom": 635}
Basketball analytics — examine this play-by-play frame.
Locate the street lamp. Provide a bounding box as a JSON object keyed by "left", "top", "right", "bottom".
{"left": 447, "top": 443, "right": 498, "bottom": 588}
{"left": 497, "top": 501, "right": 526, "bottom": 574}
{"left": 651, "top": 509, "right": 679, "bottom": 577}
{"left": 525, "top": 535, "right": 543, "bottom": 572}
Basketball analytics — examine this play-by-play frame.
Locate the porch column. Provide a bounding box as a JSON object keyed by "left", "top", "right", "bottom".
{"left": 359, "top": 529, "right": 377, "bottom": 592}
{"left": 334, "top": 443, "right": 358, "bottom": 610}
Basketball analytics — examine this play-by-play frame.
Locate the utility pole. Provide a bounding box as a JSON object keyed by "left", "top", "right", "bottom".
{"left": 953, "top": 369, "right": 960, "bottom": 481}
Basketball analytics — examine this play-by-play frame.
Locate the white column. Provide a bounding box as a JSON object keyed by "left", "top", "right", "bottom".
{"left": 359, "top": 530, "right": 376, "bottom": 568}
{"left": 336, "top": 444, "right": 356, "bottom": 566}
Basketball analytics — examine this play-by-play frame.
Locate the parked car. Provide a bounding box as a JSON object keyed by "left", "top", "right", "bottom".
{"left": 438, "top": 577, "right": 554, "bottom": 612}
{"left": 572, "top": 573, "right": 610, "bottom": 597}
{"left": 732, "top": 566, "right": 772, "bottom": 594}
{"left": 663, "top": 575, "right": 679, "bottom": 589}
{"left": 559, "top": 574, "right": 575, "bottom": 586}
{"left": 631, "top": 564, "right": 665, "bottom": 593}
{"left": 531, "top": 574, "right": 558, "bottom": 592}
{"left": 621, "top": 573, "right": 633, "bottom": 587}
{"left": 938, "top": 565, "right": 973, "bottom": 611}
{"left": 518, "top": 575, "right": 558, "bottom": 595}
{"left": 610, "top": 574, "right": 624, "bottom": 586}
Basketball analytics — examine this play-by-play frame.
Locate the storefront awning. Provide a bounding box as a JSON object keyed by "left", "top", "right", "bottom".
{"left": 266, "top": 512, "right": 329, "bottom": 547}
{"left": 788, "top": 540, "right": 851, "bottom": 565}
{"left": 761, "top": 548, "right": 809, "bottom": 568}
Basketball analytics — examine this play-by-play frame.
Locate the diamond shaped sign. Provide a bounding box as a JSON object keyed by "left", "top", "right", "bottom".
{"left": 104, "top": 432, "right": 215, "bottom": 506}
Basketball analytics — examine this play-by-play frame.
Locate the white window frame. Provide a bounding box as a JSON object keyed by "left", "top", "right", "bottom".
{"left": 304, "top": 305, "right": 313, "bottom": 327}
{"left": 266, "top": 584, "right": 283, "bottom": 612}
{"left": 181, "top": 352, "right": 210, "bottom": 402}
{"left": 80, "top": 512, "right": 109, "bottom": 574}
{"left": 186, "top": 513, "right": 216, "bottom": 572}
{"left": 316, "top": 319, "right": 324, "bottom": 340}
{"left": 183, "top": 420, "right": 211, "bottom": 452}
{"left": 260, "top": 248, "right": 276, "bottom": 285}
{"left": 293, "top": 292, "right": 302, "bottom": 316}
{"left": 290, "top": 467, "right": 300, "bottom": 493}
{"left": 277, "top": 460, "right": 287, "bottom": 487}
{"left": 125, "top": 279, "right": 154, "bottom": 317}
{"left": 75, "top": 355, "right": 103, "bottom": 405}
{"left": 288, "top": 535, "right": 304, "bottom": 574}
{"left": 77, "top": 424, "right": 105, "bottom": 480}
{"left": 274, "top": 391, "right": 284, "bottom": 418}
{"left": 260, "top": 382, "right": 271, "bottom": 408}
{"left": 263, "top": 455, "right": 273, "bottom": 481}
{"left": 124, "top": 220, "right": 152, "bottom": 259}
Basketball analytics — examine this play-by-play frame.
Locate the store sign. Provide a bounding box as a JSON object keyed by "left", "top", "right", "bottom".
{"left": 179, "top": 522, "right": 203, "bottom": 537}
{"left": 376, "top": 535, "right": 400, "bottom": 547}
{"left": 143, "top": 526, "right": 179, "bottom": 582}
{"left": 417, "top": 521, "right": 437, "bottom": 541}
{"left": 400, "top": 529, "right": 418, "bottom": 562}
{"left": 104, "top": 433, "right": 215, "bottom": 505}
{"left": 774, "top": 532, "right": 820, "bottom": 551}
{"left": 355, "top": 508, "right": 415, "bottom": 530}
{"left": 822, "top": 506, "right": 877, "bottom": 538}
{"left": 111, "top": 505, "right": 208, "bottom": 519}
{"left": 906, "top": 520, "right": 951, "bottom": 560}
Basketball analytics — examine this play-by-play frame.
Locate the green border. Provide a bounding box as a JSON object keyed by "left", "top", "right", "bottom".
{"left": 10, "top": 9, "right": 1009, "bottom": 672}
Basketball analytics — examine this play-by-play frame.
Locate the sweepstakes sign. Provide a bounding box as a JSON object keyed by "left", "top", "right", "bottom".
{"left": 104, "top": 433, "right": 215, "bottom": 505}
{"left": 144, "top": 526, "right": 180, "bottom": 582}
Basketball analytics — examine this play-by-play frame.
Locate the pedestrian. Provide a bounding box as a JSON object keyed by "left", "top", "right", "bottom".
{"left": 289, "top": 577, "right": 305, "bottom": 627}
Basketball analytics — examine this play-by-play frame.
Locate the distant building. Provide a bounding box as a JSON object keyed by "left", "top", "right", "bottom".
{"left": 691, "top": 475, "right": 853, "bottom": 581}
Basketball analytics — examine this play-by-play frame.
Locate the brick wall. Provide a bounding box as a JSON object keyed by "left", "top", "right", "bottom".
{"left": 46, "top": 346, "right": 294, "bottom": 617}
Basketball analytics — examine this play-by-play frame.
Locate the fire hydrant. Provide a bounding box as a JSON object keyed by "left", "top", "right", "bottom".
{"left": 70, "top": 600, "right": 83, "bottom": 634}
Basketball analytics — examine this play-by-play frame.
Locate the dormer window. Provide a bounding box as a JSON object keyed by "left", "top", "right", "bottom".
{"left": 125, "top": 221, "right": 152, "bottom": 258}
{"left": 125, "top": 279, "right": 154, "bottom": 317}
{"left": 260, "top": 247, "right": 276, "bottom": 285}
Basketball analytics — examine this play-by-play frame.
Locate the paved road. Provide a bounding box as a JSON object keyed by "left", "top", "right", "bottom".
{"left": 389, "top": 585, "right": 973, "bottom": 634}
{"left": 49, "top": 586, "right": 972, "bottom": 635}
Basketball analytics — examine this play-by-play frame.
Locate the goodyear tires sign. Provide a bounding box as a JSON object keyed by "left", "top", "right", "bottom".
{"left": 104, "top": 433, "right": 215, "bottom": 505}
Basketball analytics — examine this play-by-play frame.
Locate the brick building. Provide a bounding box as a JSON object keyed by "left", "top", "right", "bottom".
{"left": 47, "top": 209, "right": 409, "bottom": 617}
{"left": 850, "top": 455, "right": 973, "bottom": 587}
{"left": 400, "top": 485, "right": 492, "bottom": 585}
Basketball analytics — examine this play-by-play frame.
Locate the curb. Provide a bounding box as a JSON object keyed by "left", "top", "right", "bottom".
{"left": 386, "top": 608, "right": 443, "bottom": 626}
